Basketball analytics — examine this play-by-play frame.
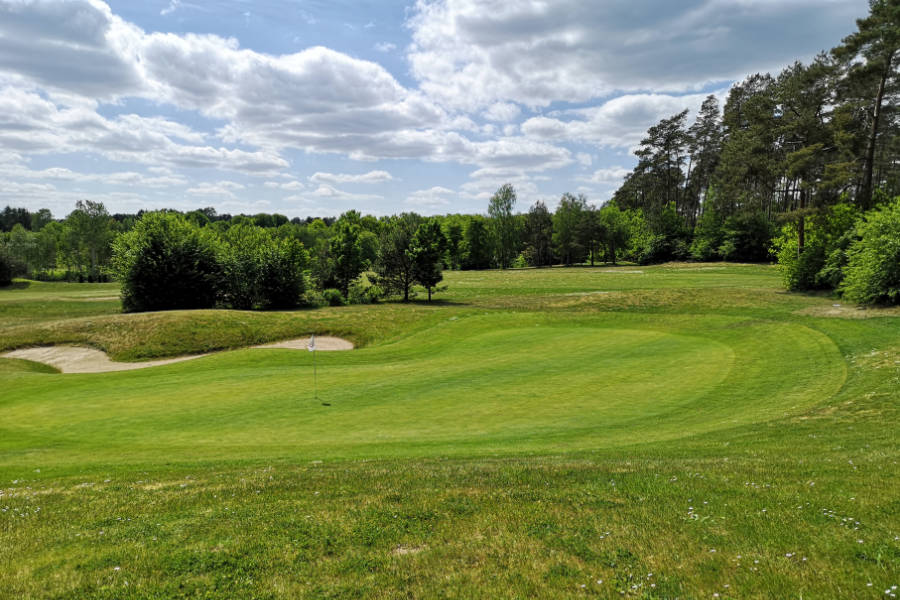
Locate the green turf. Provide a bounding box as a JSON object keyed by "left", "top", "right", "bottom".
{"left": 1, "top": 264, "right": 898, "bottom": 598}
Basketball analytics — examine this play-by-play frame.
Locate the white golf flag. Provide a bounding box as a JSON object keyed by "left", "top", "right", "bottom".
{"left": 308, "top": 334, "right": 316, "bottom": 352}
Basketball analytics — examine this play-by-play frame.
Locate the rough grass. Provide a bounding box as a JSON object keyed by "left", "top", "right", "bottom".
{"left": 1, "top": 264, "right": 898, "bottom": 599}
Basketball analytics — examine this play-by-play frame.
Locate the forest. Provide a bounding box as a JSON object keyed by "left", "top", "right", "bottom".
{"left": 1, "top": 0, "right": 898, "bottom": 306}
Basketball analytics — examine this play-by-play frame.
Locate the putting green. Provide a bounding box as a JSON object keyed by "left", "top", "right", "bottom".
{"left": 0, "top": 313, "right": 846, "bottom": 468}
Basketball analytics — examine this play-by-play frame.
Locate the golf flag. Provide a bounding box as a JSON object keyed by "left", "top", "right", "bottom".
{"left": 308, "top": 334, "right": 316, "bottom": 352}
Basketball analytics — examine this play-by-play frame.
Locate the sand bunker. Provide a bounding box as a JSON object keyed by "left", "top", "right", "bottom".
{"left": 2, "top": 336, "right": 353, "bottom": 374}
{"left": 1, "top": 346, "right": 206, "bottom": 374}
{"left": 253, "top": 336, "right": 353, "bottom": 351}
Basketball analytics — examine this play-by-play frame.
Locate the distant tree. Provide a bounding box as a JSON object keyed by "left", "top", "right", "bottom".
{"left": 0, "top": 248, "right": 11, "bottom": 286}
{"left": 220, "top": 224, "right": 268, "bottom": 309}
{"left": 31, "top": 208, "right": 53, "bottom": 231}
{"left": 488, "top": 184, "right": 518, "bottom": 268}
{"left": 599, "top": 204, "right": 631, "bottom": 265}
{"left": 330, "top": 213, "right": 367, "bottom": 297}
{"left": 578, "top": 204, "right": 606, "bottom": 266}
{"left": 684, "top": 95, "right": 723, "bottom": 228}
{"left": 444, "top": 219, "right": 465, "bottom": 270}
{"left": 463, "top": 217, "right": 493, "bottom": 269}
{"left": 553, "top": 193, "right": 587, "bottom": 265}
{"left": 0, "top": 206, "right": 31, "bottom": 232}
{"left": 258, "top": 236, "right": 308, "bottom": 309}
{"left": 524, "top": 201, "right": 553, "bottom": 267}
{"left": 832, "top": 0, "right": 900, "bottom": 209}
{"left": 377, "top": 213, "right": 422, "bottom": 301}
{"left": 113, "top": 211, "right": 222, "bottom": 313}
{"left": 66, "top": 200, "right": 115, "bottom": 280}
{"left": 411, "top": 218, "right": 447, "bottom": 301}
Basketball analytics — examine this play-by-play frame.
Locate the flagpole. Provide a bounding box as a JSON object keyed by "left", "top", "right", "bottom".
{"left": 313, "top": 345, "right": 317, "bottom": 401}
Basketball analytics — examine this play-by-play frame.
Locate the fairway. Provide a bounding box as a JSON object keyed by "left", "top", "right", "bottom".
{"left": 1, "top": 265, "right": 898, "bottom": 599}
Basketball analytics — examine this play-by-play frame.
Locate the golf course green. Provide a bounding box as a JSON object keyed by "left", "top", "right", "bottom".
{"left": 1, "top": 264, "right": 898, "bottom": 598}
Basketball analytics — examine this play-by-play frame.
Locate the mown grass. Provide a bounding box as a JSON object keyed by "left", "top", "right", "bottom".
{"left": 1, "top": 264, "right": 899, "bottom": 599}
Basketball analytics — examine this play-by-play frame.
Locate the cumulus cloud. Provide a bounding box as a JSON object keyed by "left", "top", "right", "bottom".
{"left": 0, "top": 85, "right": 287, "bottom": 173}
{"left": 309, "top": 170, "right": 394, "bottom": 184}
{"left": 522, "top": 92, "right": 716, "bottom": 149}
{"left": 186, "top": 180, "right": 245, "bottom": 199}
{"left": 405, "top": 186, "right": 455, "bottom": 209}
{"left": 406, "top": 0, "right": 866, "bottom": 111}
{"left": 586, "top": 166, "right": 631, "bottom": 185}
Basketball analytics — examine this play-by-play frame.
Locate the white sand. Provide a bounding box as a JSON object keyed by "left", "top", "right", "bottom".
{"left": 253, "top": 336, "right": 353, "bottom": 351}
{"left": 2, "top": 336, "right": 353, "bottom": 374}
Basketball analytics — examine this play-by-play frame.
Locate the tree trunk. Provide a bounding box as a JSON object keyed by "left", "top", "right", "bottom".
{"left": 860, "top": 50, "right": 894, "bottom": 209}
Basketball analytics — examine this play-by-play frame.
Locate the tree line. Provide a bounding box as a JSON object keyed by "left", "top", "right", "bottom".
{"left": 611, "top": 0, "right": 899, "bottom": 295}
{"left": 1, "top": 1, "right": 897, "bottom": 305}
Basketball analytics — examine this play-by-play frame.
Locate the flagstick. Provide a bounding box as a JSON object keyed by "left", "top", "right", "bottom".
{"left": 313, "top": 345, "right": 318, "bottom": 401}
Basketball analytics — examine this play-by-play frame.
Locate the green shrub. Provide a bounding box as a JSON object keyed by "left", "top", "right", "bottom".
{"left": 719, "top": 212, "right": 773, "bottom": 262}
{"left": 841, "top": 198, "right": 900, "bottom": 305}
{"left": 303, "top": 289, "right": 327, "bottom": 308}
{"left": 112, "top": 212, "right": 222, "bottom": 313}
{"left": 774, "top": 203, "right": 859, "bottom": 292}
{"left": 347, "top": 275, "right": 382, "bottom": 305}
{"left": 775, "top": 235, "right": 829, "bottom": 291}
{"left": 322, "top": 288, "right": 346, "bottom": 306}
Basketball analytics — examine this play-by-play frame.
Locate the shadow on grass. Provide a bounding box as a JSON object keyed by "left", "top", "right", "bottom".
{"left": 2, "top": 280, "right": 33, "bottom": 291}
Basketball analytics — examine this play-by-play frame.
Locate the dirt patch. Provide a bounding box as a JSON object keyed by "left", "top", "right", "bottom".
{"left": 563, "top": 291, "right": 610, "bottom": 296}
{"left": 392, "top": 545, "right": 426, "bottom": 556}
{"left": 2, "top": 336, "right": 353, "bottom": 374}
{"left": 795, "top": 304, "right": 900, "bottom": 319}
{"left": 253, "top": 336, "right": 354, "bottom": 351}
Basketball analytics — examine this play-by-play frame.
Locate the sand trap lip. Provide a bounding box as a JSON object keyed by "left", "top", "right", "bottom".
{"left": 1, "top": 336, "right": 353, "bottom": 374}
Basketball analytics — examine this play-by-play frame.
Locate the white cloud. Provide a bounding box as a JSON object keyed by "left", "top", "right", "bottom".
{"left": 405, "top": 186, "right": 455, "bottom": 209}
{"left": 406, "top": 0, "right": 866, "bottom": 111}
{"left": 483, "top": 102, "right": 520, "bottom": 123}
{"left": 160, "top": 0, "right": 179, "bottom": 16}
{"left": 186, "top": 180, "right": 245, "bottom": 199}
{"left": 309, "top": 170, "right": 394, "bottom": 185}
{"left": 308, "top": 184, "right": 382, "bottom": 202}
{"left": 374, "top": 42, "right": 396, "bottom": 53}
{"left": 0, "top": 85, "right": 287, "bottom": 173}
{"left": 521, "top": 92, "right": 716, "bottom": 149}
{"left": 586, "top": 166, "right": 631, "bottom": 185}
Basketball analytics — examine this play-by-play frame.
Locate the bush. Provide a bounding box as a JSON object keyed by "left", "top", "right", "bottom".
{"left": 347, "top": 275, "right": 382, "bottom": 305}
{"left": 112, "top": 212, "right": 222, "bottom": 312}
{"left": 774, "top": 203, "right": 859, "bottom": 292}
{"left": 321, "top": 288, "right": 346, "bottom": 306}
{"left": 776, "top": 235, "right": 829, "bottom": 291}
{"left": 303, "top": 289, "right": 327, "bottom": 308}
{"left": 719, "top": 212, "right": 773, "bottom": 262}
{"left": 841, "top": 198, "right": 900, "bottom": 305}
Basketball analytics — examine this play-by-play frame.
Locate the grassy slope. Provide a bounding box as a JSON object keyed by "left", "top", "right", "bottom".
{"left": 1, "top": 265, "right": 898, "bottom": 599}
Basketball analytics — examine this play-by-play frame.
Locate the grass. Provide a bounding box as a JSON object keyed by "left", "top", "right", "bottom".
{"left": 1, "top": 264, "right": 898, "bottom": 598}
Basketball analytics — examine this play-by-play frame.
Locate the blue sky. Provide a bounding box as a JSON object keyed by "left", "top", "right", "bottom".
{"left": 0, "top": 0, "right": 868, "bottom": 219}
